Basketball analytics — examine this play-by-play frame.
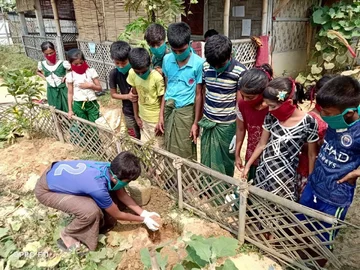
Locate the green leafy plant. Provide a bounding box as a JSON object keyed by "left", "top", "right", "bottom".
{"left": 119, "top": 0, "right": 198, "bottom": 46}
{"left": 140, "top": 235, "right": 239, "bottom": 270}
{"left": 0, "top": 68, "right": 45, "bottom": 142}
{"left": 296, "top": 2, "right": 360, "bottom": 88}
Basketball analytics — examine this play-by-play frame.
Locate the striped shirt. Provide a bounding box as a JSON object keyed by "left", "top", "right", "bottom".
{"left": 202, "top": 59, "right": 246, "bottom": 123}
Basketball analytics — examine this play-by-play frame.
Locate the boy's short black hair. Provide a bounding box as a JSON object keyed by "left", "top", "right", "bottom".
{"left": 110, "top": 41, "right": 131, "bottom": 61}
{"left": 41, "top": 41, "right": 55, "bottom": 52}
{"left": 110, "top": 151, "right": 141, "bottom": 181}
{"left": 67, "top": 49, "right": 85, "bottom": 63}
{"left": 167, "top": 22, "right": 191, "bottom": 48}
{"left": 128, "top": 48, "right": 151, "bottom": 70}
{"left": 239, "top": 64, "right": 273, "bottom": 95}
{"left": 316, "top": 75, "right": 360, "bottom": 111}
{"left": 144, "top": 24, "right": 166, "bottom": 46}
{"left": 315, "top": 74, "right": 339, "bottom": 92}
{"left": 205, "top": 35, "right": 232, "bottom": 67}
{"left": 264, "top": 77, "right": 305, "bottom": 105}
{"left": 204, "top": 29, "right": 218, "bottom": 40}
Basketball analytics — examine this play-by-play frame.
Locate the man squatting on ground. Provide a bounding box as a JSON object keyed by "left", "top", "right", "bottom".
{"left": 35, "top": 151, "right": 162, "bottom": 251}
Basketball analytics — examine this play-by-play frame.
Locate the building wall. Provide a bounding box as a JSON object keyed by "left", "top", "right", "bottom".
{"left": 73, "top": 0, "right": 145, "bottom": 42}
{"left": 207, "top": 0, "right": 263, "bottom": 39}
{"left": 272, "top": 0, "right": 318, "bottom": 76}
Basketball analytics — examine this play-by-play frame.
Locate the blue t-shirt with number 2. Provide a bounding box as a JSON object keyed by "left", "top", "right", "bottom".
{"left": 46, "top": 160, "right": 113, "bottom": 209}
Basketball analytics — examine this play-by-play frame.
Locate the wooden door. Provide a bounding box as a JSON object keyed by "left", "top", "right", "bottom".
{"left": 181, "top": 0, "right": 204, "bottom": 36}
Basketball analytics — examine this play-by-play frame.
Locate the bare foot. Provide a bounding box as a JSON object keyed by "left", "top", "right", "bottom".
{"left": 60, "top": 230, "right": 80, "bottom": 249}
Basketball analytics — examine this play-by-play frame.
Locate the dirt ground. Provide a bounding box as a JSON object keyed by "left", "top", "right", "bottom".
{"left": 0, "top": 137, "right": 283, "bottom": 269}
{"left": 329, "top": 186, "right": 360, "bottom": 270}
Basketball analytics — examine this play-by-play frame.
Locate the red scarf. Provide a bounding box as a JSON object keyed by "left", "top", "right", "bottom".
{"left": 71, "top": 62, "right": 89, "bottom": 75}
{"left": 242, "top": 94, "right": 264, "bottom": 108}
{"left": 45, "top": 53, "right": 57, "bottom": 65}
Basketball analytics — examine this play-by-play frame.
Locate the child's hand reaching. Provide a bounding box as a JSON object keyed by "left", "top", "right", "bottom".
{"left": 241, "top": 165, "right": 250, "bottom": 178}
{"left": 155, "top": 117, "right": 164, "bottom": 135}
{"left": 68, "top": 110, "right": 74, "bottom": 119}
{"left": 235, "top": 157, "right": 243, "bottom": 172}
{"left": 135, "top": 117, "right": 143, "bottom": 129}
{"left": 127, "top": 91, "right": 138, "bottom": 103}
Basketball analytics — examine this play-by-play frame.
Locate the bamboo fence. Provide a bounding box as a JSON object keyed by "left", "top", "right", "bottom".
{"left": 0, "top": 102, "right": 351, "bottom": 270}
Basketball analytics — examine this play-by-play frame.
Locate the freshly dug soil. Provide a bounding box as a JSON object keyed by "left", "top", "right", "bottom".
{"left": 142, "top": 187, "right": 176, "bottom": 217}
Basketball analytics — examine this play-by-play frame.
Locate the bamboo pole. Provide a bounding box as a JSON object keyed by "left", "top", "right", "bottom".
{"left": 261, "top": 0, "right": 269, "bottom": 35}
{"left": 50, "top": 106, "right": 64, "bottom": 143}
{"left": 34, "top": 0, "right": 46, "bottom": 36}
{"left": 18, "top": 12, "right": 28, "bottom": 36}
{"left": 237, "top": 184, "right": 248, "bottom": 245}
{"left": 174, "top": 158, "right": 183, "bottom": 210}
{"left": 50, "top": 0, "right": 61, "bottom": 37}
{"left": 249, "top": 186, "right": 337, "bottom": 224}
{"left": 223, "top": 0, "right": 230, "bottom": 36}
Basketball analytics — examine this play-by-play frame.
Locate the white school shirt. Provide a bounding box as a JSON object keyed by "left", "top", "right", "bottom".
{"left": 66, "top": 68, "right": 99, "bottom": 102}
{"left": 37, "top": 60, "right": 71, "bottom": 88}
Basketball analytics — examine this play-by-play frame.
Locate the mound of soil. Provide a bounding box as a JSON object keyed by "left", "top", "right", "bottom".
{"left": 0, "top": 138, "right": 77, "bottom": 192}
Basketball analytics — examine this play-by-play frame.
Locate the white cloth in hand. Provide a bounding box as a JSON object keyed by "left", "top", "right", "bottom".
{"left": 229, "top": 135, "right": 236, "bottom": 154}
{"left": 143, "top": 216, "right": 160, "bottom": 231}
{"left": 140, "top": 210, "right": 160, "bottom": 218}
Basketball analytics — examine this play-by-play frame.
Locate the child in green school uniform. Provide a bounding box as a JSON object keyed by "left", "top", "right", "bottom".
{"left": 66, "top": 49, "right": 102, "bottom": 122}
{"left": 37, "top": 41, "right": 70, "bottom": 112}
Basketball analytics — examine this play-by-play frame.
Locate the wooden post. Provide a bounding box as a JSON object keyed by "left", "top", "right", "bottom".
{"left": 115, "top": 140, "right": 122, "bottom": 153}
{"left": 238, "top": 183, "right": 248, "bottom": 245}
{"left": 55, "top": 36, "right": 65, "bottom": 60}
{"left": 50, "top": 106, "right": 64, "bottom": 143}
{"left": 173, "top": 158, "right": 183, "bottom": 210}
{"left": 34, "top": 0, "right": 46, "bottom": 36}
{"left": 223, "top": 0, "right": 230, "bottom": 36}
{"left": 50, "top": 0, "right": 61, "bottom": 37}
{"left": 19, "top": 12, "right": 28, "bottom": 35}
{"left": 261, "top": 0, "right": 269, "bottom": 35}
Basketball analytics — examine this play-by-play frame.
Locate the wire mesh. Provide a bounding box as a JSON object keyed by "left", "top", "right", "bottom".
{"left": 232, "top": 39, "right": 258, "bottom": 69}
{"left": 0, "top": 103, "right": 350, "bottom": 270}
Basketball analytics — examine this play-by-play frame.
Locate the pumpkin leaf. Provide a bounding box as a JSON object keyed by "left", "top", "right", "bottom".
{"left": 216, "top": 259, "right": 238, "bottom": 270}
{"left": 211, "top": 237, "right": 238, "bottom": 258}
{"left": 37, "top": 255, "right": 62, "bottom": 268}
{"left": 312, "top": 9, "right": 331, "bottom": 25}
{"left": 140, "top": 248, "right": 152, "bottom": 269}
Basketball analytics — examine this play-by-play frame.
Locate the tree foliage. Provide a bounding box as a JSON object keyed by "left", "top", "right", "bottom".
{"left": 119, "top": 0, "right": 198, "bottom": 46}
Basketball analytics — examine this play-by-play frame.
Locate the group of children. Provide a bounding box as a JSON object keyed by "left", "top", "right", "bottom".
{"left": 37, "top": 22, "right": 360, "bottom": 253}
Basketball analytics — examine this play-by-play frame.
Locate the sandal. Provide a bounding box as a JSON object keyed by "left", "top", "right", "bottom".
{"left": 56, "top": 238, "right": 80, "bottom": 252}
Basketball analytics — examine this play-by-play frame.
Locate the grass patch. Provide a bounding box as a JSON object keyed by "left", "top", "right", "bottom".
{"left": 0, "top": 45, "right": 37, "bottom": 75}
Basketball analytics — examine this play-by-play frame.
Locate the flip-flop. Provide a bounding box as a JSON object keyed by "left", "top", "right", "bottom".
{"left": 56, "top": 238, "right": 80, "bottom": 252}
